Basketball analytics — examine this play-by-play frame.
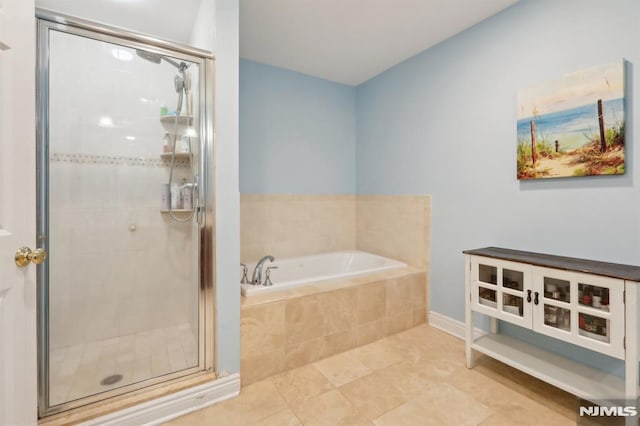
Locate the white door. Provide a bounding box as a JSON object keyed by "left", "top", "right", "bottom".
{"left": 0, "top": 0, "right": 37, "bottom": 424}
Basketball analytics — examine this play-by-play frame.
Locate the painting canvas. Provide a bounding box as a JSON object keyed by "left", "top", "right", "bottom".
{"left": 517, "top": 61, "right": 625, "bottom": 180}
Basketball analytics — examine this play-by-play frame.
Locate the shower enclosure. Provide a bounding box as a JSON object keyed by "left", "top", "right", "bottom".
{"left": 36, "top": 12, "right": 214, "bottom": 416}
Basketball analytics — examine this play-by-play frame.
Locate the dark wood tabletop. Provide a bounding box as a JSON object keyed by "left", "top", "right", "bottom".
{"left": 463, "top": 247, "right": 640, "bottom": 281}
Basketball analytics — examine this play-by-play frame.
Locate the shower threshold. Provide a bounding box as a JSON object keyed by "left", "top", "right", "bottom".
{"left": 38, "top": 371, "right": 217, "bottom": 426}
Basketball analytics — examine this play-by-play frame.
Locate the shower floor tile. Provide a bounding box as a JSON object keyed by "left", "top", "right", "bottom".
{"left": 49, "top": 324, "right": 197, "bottom": 406}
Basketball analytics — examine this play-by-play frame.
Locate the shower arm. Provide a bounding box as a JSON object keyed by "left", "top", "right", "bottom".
{"left": 163, "top": 56, "right": 187, "bottom": 72}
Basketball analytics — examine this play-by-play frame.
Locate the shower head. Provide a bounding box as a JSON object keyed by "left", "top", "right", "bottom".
{"left": 135, "top": 49, "right": 161, "bottom": 64}
{"left": 135, "top": 49, "right": 189, "bottom": 72}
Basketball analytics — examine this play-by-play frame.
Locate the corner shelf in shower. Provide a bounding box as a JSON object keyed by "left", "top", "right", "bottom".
{"left": 160, "top": 115, "right": 193, "bottom": 126}
{"left": 160, "top": 209, "right": 194, "bottom": 213}
{"left": 160, "top": 152, "right": 192, "bottom": 160}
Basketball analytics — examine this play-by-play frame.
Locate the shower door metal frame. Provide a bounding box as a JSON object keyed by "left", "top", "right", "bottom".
{"left": 36, "top": 10, "right": 216, "bottom": 417}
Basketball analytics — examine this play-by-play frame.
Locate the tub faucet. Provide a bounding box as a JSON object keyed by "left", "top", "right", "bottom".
{"left": 252, "top": 255, "right": 275, "bottom": 285}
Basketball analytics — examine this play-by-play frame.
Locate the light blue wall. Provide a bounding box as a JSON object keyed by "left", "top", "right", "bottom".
{"left": 356, "top": 0, "right": 640, "bottom": 372}
{"left": 240, "top": 59, "right": 357, "bottom": 194}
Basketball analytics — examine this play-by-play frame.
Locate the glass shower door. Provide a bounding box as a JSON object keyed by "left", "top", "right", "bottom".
{"left": 40, "top": 22, "right": 206, "bottom": 414}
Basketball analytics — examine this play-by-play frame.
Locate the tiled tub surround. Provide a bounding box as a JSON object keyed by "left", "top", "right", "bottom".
{"left": 240, "top": 194, "right": 431, "bottom": 269}
{"left": 240, "top": 194, "right": 357, "bottom": 263}
{"left": 241, "top": 267, "right": 427, "bottom": 385}
{"left": 356, "top": 195, "right": 431, "bottom": 269}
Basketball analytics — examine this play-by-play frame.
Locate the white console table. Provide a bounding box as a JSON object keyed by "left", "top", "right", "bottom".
{"left": 464, "top": 247, "right": 640, "bottom": 423}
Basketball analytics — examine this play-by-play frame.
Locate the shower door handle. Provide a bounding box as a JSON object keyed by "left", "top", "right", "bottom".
{"left": 14, "top": 246, "right": 48, "bottom": 267}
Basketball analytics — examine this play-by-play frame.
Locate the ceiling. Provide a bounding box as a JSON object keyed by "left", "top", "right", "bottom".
{"left": 35, "top": 0, "right": 203, "bottom": 44}
{"left": 35, "top": 0, "right": 519, "bottom": 86}
{"left": 240, "top": 0, "right": 518, "bottom": 86}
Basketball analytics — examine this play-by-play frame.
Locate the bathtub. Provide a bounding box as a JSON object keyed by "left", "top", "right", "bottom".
{"left": 241, "top": 250, "right": 407, "bottom": 296}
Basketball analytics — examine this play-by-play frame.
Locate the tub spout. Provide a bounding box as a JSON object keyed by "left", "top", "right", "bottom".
{"left": 252, "top": 255, "right": 275, "bottom": 285}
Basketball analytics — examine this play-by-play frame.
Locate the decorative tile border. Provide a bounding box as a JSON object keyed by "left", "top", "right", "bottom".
{"left": 50, "top": 152, "right": 191, "bottom": 168}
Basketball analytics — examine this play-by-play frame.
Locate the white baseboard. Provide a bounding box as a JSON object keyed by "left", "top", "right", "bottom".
{"left": 84, "top": 373, "right": 240, "bottom": 426}
{"left": 428, "top": 311, "right": 485, "bottom": 340}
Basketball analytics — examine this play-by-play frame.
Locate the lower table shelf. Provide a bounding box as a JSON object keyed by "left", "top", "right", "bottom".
{"left": 472, "top": 333, "right": 625, "bottom": 402}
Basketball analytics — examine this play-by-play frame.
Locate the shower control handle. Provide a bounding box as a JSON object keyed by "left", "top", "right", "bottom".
{"left": 14, "top": 246, "right": 48, "bottom": 268}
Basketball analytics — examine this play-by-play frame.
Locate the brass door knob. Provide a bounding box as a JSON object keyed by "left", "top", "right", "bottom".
{"left": 15, "top": 246, "right": 48, "bottom": 268}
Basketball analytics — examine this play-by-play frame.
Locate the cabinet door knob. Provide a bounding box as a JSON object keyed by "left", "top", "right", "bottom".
{"left": 527, "top": 289, "right": 532, "bottom": 303}
{"left": 534, "top": 291, "right": 539, "bottom": 305}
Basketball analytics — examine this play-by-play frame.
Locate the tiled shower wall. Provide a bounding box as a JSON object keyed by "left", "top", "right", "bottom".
{"left": 48, "top": 31, "right": 199, "bottom": 349}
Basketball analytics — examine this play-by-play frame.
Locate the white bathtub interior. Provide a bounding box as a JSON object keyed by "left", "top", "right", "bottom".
{"left": 241, "top": 250, "right": 407, "bottom": 296}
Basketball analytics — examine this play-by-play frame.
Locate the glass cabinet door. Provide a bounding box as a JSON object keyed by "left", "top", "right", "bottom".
{"left": 540, "top": 276, "right": 572, "bottom": 333}
{"left": 543, "top": 304, "right": 571, "bottom": 332}
{"left": 578, "top": 283, "right": 610, "bottom": 312}
{"left": 578, "top": 312, "right": 609, "bottom": 343}
{"left": 533, "top": 269, "right": 625, "bottom": 360}
{"left": 478, "top": 264, "right": 498, "bottom": 286}
{"left": 471, "top": 259, "right": 531, "bottom": 327}
{"left": 501, "top": 269, "right": 525, "bottom": 320}
{"left": 473, "top": 262, "right": 498, "bottom": 314}
{"left": 576, "top": 281, "right": 618, "bottom": 350}
{"left": 543, "top": 277, "right": 571, "bottom": 303}
{"left": 478, "top": 286, "right": 497, "bottom": 309}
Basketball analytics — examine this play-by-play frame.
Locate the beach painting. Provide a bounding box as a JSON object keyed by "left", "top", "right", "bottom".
{"left": 517, "top": 61, "right": 625, "bottom": 180}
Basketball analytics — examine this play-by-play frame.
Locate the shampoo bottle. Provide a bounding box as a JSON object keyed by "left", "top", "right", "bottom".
{"left": 179, "top": 136, "right": 190, "bottom": 153}
{"left": 181, "top": 179, "right": 193, "bottom": 210}
{"left": 163, "top": 132, "right": 172, "bottom": 153}
{"left": 170, "top": 183, "right": 181, "bottom": 209}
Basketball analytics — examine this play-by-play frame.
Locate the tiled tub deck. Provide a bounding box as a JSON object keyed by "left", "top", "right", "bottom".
{"left": 241, "top": 267, "right": 427, "bottom": 385}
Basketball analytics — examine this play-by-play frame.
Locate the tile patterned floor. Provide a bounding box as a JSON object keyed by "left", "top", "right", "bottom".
{"left": 50, "top": 324, "right": 197, "bottom": 406}
{"left": 167, "top": 324, "right": 578, "bottom": 425}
